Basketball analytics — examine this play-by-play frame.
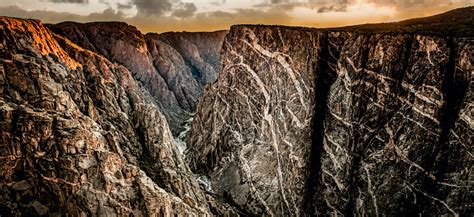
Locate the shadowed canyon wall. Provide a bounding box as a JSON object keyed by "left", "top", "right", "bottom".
{"left": 49, "top": 22, "right": 227, "bottom": 134}
{"left": 187, "top": 21, "right": 473, "bottom": 217}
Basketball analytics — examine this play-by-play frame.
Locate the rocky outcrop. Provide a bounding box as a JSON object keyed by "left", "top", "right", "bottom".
{"left": 0, "top": 17, "right": 236, "bottom": 216}
{"left": 187, "top": 26, "right": 322, "bottom": 215}
{"left": 153, "top": 31, "right": 228, "bottom": 85}
{"left": 186, "top": 8, "right": 473, "bottom": 216}
{"left": 49, "top": 23, "right": 227, "bottom": 133}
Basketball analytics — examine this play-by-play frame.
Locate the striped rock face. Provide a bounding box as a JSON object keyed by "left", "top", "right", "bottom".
{"left": 187, "top": 26, "right": 473, "bottom": 216}
{"left": 187, "top": 26, "right": 321, "bottom": 215}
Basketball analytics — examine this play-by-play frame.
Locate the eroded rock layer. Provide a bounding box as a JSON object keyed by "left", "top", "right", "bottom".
{"left": 187, "top": 21, "right": 473, "bottom": 217}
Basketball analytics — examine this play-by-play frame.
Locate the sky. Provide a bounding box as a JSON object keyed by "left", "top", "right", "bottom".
{"left": 0, "top": 0, "right": 472, "bottom": 33}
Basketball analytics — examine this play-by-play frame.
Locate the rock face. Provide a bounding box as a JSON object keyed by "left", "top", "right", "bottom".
{"left": 187, "top": 26, "right": 322, "bottom": 215}
{"left": 49, "top": 22, "right": 227, "bottom": 133}
{"left": 186, "top": 8, "right": 473, "bottom": 216}
{"left": 154, "top": 31, "right": 227, "bottom": 85}
{"left": 309, "top": 33, "right": 472, "bottom": 216}
{"left": 1, "top": 7, "right": 472, "bottom": 216}
{"left": 0, "top": 17, "right": 236, "bottom": 216}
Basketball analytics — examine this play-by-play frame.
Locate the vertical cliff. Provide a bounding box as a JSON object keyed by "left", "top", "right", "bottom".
{"left": 187, "top": 26, "right": 322, "bottom": 215}
{"left": 154, "top": 31, "right": 228, "bottom": 85}
{"left": 187, "top": 8, "right": 473, "bottom": 216}
{"left": 310, "top": 33, "right": 472, "bottom": 216}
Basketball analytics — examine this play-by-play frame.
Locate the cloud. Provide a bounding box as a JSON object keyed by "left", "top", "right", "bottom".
{"left": 173, "top": 3, "right": 197, "bottom": 18}
{"left": 0, "top": 5, "right": 126, "bottom": 23}
{"left": 317, "top": 5, "right": 346, "bottom": 13}
{"left": 132, "top": 0, "right": 172, "bottom": 16}
{"left": 46, "top": 0, "right": 89, "bottom": 3}
{"left": 367, "top": 0, "right": 449, "bottom": 8}
{"left": 209, "top": 1, "right": 224, "bottom": 6}
{"left": 270, "top": 0, "right": 287, "bottom": 3}
{"left": 127, "top": 6, "right": 292, "bottom": 32}
{"left": 301, "top": 0, "right": 471, "bottom": 14}
{"left": 291, "top": 1, "right": 397, "bottom": 27}
{"left": 117, "top": 3, "right": 133, "bottom": 10}
{"left": 350, "top": 0, "right": 471, "bottom": 9}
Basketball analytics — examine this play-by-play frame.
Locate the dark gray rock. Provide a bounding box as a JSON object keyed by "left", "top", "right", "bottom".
{"left": 187, "top": 19, "right": 473, "bottom": 217}
{"left": 187, "top": 26, "right": 323, "bottom": 216}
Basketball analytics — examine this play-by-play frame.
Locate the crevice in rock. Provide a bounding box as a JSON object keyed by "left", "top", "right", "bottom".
{"left": 396, "top": 35, "right": 415, "bottom": 89}
{"left": 343, "top": 36, "right": 372, "bottom": 216}
{"left": 303, "top": 31, "right": 337, "bottom": 215}
{"left": 187, "top": 61, "right": 204, "bottom": 86}
{"left": 219, "top": 192, "right": 254, "bottom": 217}
{"left": 135, "top": 127, "right": 168, "bottom": 194}
{"left": 138, "top": 146, "right": 165, "bottom": 188}
{"left": 417, "top": 37, "right": 469, "bottom": 213}
{"left": 434, "top": 37, "right": 468, "bottom": 173}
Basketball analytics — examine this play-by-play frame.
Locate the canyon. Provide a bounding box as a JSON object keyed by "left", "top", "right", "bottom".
{"left": 48, "top": 22, "right": 227, "bottom": 134}
{"left": 0, "top": 7, "right": 473, "bottom": 216}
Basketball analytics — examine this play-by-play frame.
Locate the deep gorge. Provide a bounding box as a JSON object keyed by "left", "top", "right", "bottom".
{"left": 0, "top": 7, "right": 472, "bottom": 216}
